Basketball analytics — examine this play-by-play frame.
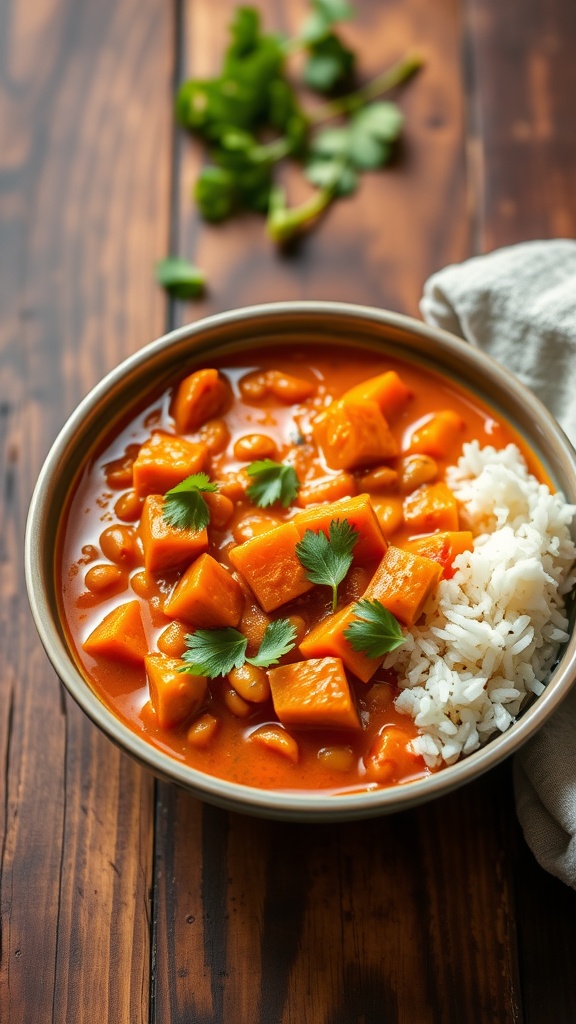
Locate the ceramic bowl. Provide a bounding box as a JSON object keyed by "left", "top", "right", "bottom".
{"left": 25, "top": 302, "right": 576, "bottom": 820}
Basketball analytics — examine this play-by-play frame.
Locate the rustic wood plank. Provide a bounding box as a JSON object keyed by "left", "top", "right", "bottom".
{"left": 0, "top": 0, "right": 173, "bottom": 1018}
{"left": 153, "top": 2, "right": 525, "bottom": 1022}
{"left": 467, "top": 1, "right": 576, "bottom": 1019}
{"left": 466, "top": 0, "right": 576, "bottom": 249}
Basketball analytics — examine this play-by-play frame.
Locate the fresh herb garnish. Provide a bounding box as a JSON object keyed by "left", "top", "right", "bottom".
{"left": 180, "top": 618, "right": 297, "bottom": 678}
{"left": 246, "top": 459, "right": 300, "bottom": 508}
{"left": 155, "top": 257, "right": 206, "bottom": 299}
{"left": 173, "top": 2, "right": 422, "bottom": 246}
{"left": 295, "top": 518, "right": 358, "bottom": 612}
{"left": 163, "top": 473, "right": 218, "bottom": 532}
{"left": 343, "top": 598, "right": 405, "bottom": 657}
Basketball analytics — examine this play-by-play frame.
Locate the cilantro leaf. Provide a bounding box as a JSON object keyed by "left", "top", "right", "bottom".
{"left": 295, "top": 518, "right": 359, "bottom": 611}
{"left": 301, "top": 0, "right": 354, "bottom": 44}
{"left": 163, "top": 473, "right": 218, "bottom": 532}
{"left": 155, "top": 258, "right": 206, "bottom": 299}
{"left": 180, "top": 628, "right": 248, "bottom": 678}
{"left": 343, "top": 599, "right": 405, "bottom": 657}
{"left": 303, "top": 33, "right": 356, "bottom": 93}
{"left": 246, "top": 459, "right": 300, "bottom": 508}
{"left": 246, "top": 619, "right": 298, "bottom": 667}
{"left": 180, "top": 617, "right": 296, "bottom": 678}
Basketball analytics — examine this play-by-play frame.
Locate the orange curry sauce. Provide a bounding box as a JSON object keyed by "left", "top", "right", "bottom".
{"left": 58, "top": 343, "right": 535, "bottom": 793}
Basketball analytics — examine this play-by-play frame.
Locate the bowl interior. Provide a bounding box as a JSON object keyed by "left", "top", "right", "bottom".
{"left": 25, "top": 302, "right": 576, "bottom": 820}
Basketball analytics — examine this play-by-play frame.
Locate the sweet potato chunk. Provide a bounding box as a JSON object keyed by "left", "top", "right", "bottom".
{"left": 403, "top": 481, "right": 460, "bottom": 533}
{"left": 268, "top": 657, "right": 360, "bottom": 730}
{"left": 140, "top": 495, "right": 208, "bottom": 573}
{"left": 164, "top": 553, "right": 244, "bottom": 627}
{"left": 229, "top": 522, "right": 313, "bottom": 612}
{"left": 293, "top": 494, "right": 387, "bottom": 564}
{"left": 407, "top": 410, "right": 465, "bottom": 459}
{"left": 132, "top": 432, "right": 208, "bottom": 497}
{"left": 299, "top": 604, "right": 381, "bottom": 683}
{"left": 296, "top": 472, "right": 357, "bottom": 507}
{"left": 312, "top": 397, "right": 398, "bottom": 471}
{"left": 363, "top": 546, "right": 442, "bottom": 627}
{"left": 401, "top": 530, "right": 473, "bottom": 579}
{"left": 145, "top": 654, "right": 207, "bottom": 729}
{"left": 343, "top": 371, "right": 412, "bottom": 421}
{"left": 83, "top": 600, "right": 147, "bottom": 665}
{"left": 171, "top": 368, "right": 230, "bottom": 434}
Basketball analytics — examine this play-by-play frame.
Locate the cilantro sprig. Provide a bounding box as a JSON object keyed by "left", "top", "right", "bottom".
{"left": 180, "top": 618, "right": 297, "bottom": 678}
{"left": 163, "top": 473, "right": 218, "bottom": 532}
{"left": 344, "top": 599, "right": 405, "bottom": 657}
{"left": 246, "top": 459, "right": 300, "bottom": 508}
{"left": 168, "top": 2, "right": 422, "bottom": 254}
{"left": 295, "top": 518, "right": 358, "bottom": 612}
{"left": 155, "top": 257, "right": 206, "bottom": 299}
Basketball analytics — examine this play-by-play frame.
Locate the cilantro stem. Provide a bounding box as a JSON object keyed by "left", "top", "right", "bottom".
{"left": 266, "top": 184, "right": 335, "bottom": 243}
{"left": 251, "top": 137, "right": 294, "bottom": 164}
{"left": 310, "top": 51, "right": 423, "bottom": 124}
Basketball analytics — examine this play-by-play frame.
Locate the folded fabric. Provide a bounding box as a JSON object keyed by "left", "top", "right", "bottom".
{"left": 420, "top": 239, "right": 576, "bottom": 889}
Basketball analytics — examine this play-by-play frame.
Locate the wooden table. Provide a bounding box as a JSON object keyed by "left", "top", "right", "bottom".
{"left": 2, "top": 1, "right": 576, "bottom": 1020}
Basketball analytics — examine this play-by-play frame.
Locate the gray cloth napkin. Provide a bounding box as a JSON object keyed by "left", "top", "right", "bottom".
{"left": 420, "top": 239, "right": 576, "bottom": 889}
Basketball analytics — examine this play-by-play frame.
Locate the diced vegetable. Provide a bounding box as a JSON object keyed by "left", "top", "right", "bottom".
{"left": 364, "top": 725, "right": 421, "bottom": 784}
{"left": 293, "top": 494, "right": 387, "bottom": 564}
{"left": 229, "top": 521, "right": 313, "bottom": 612}
{"left": 403, "top": 481, "right": 460, "bottom": 533}
{"left": 145, "top": 653, "right": 207, "bottom": 729}
{"left": 342, "top": 370, "right": 412, "bottom": 420}
{"left": 171, "top": 368, "right": 230, "bottom": 434}
{"left": 132, "top": 432, "right": 208, "bottom": 497}
{"left": 362, "top": 546, "right": 443, "bottom": 626}
{"left": 407, "top": 410, "right": 465, "bottom": 459}
{"left": 268, "top": 656, "right": 361, "bottom": 730}
{"left": 139, "top": 494, "right": 209, "bottom": 573}
{"left": 401, "top": 530, "right": 473, "bottom": 579}
{"left": 248, "top": 724, "right": 299, "bottom": 763}
{"left": 299, "top": 604, "right": 380, "bottom": 683}
{"left": 297, "top": 472, "right": 357, "bottom": 507}
{"left": 312, "top": 397, "right": 398, "bottom": 471}
{"left": 164, "top": 553, "right": 244, "bottom": 628}
{"left": 83, "top": 600, "right": 147, "bottom": 666}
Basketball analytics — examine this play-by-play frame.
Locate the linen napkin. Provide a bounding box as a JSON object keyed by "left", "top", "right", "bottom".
{"left": 420, "top": 239, "right": 576, "bottom": 889}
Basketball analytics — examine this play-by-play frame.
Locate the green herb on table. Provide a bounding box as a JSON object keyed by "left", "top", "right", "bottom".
{"left": 155, "top": 257, "right": 206, "bottom": 299}
{"left": 246, "top": 459, "right": 300, "bottom": 508}
{"left": 173, "top": 2, "right": 421, "bottom": 246}
{"left": 180, "top": 618, "right": 297, "bottom": 677}
{"left": 295, "top": 518, "right": 358, "bottom": 612}
{"left": 162, "top": 473, "right": 218, "bottom": 532}
{"left": 343, "top": 598, "right": 405, "bottom": 657}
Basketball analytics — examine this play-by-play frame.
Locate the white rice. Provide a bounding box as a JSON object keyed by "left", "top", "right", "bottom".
{"left": 385, "top": 442, "right": 576, "bottom": 768}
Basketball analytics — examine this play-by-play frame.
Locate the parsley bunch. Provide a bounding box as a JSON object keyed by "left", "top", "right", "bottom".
{"left": 174, "top": 1, "right": 421, "bottom": 247}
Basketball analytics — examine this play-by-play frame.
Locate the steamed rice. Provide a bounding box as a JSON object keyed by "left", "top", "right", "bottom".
{"left": 385, "top": 442, "right": 576, "bottom": 768}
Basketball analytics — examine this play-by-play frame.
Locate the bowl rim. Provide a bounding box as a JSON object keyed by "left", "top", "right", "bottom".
{"left": 25, "top": 300, "right": 576, "bottom": 820}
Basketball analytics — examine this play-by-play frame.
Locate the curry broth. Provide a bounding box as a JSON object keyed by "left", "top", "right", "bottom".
{"left": 58, "top": 342, "right": 535, "bottom": 792}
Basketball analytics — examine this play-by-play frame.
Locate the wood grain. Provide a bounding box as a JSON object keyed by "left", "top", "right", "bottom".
{"left": 0, "top": 0, "right": 172, "bottom": 1019}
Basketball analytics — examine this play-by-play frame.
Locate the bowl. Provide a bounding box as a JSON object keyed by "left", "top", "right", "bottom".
{"left": 25, "top": 301, "right": 576, "bottom": 821}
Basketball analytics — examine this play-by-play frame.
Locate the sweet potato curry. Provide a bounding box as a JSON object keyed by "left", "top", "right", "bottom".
{"left": 59, "top": 343, "right": 528, "bottom": 792}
